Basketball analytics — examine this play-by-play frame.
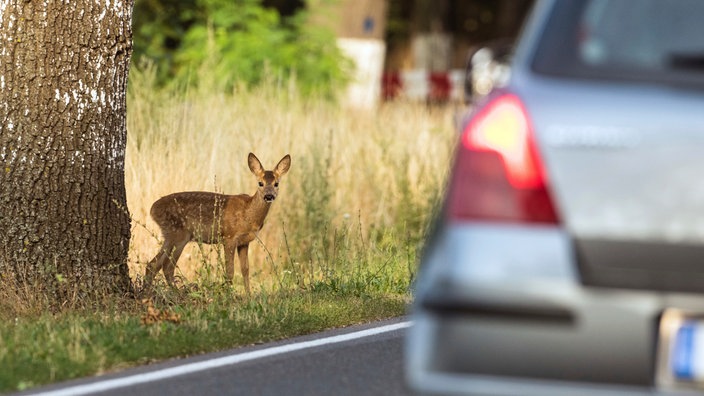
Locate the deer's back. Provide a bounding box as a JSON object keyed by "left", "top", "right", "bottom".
{"left": 150, "top": 191, "right": 231, "bottom": 241}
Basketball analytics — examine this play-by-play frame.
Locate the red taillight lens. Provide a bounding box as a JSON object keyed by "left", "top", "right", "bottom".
{"left": 447, "top": 93, "right": 560, "bottom": 224}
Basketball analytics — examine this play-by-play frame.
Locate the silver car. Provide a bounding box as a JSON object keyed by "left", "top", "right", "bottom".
{"left": 406, "top": 1, "right": 704, "bottom": 395}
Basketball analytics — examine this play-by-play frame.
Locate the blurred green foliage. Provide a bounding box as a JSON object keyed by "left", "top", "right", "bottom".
{"left": 133, "top": 0, "right": 351, "bottom": 96}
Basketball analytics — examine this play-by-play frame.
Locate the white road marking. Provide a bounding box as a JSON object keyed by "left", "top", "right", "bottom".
{"left": 30, "top": 321, "right": 412, "bottom": 396}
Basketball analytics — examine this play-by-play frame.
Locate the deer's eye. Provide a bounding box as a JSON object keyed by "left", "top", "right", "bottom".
{"left": 258, "top": 182, "right": 264, "bottom": 187}
{"left": 274, "top": 182, "right": 279, "bottom": 187}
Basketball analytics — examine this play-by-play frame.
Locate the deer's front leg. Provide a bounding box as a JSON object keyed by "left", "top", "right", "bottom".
{"left": 237, "top": 243, "right": 250, "bottom": 294}
{"left": 223, "top": 239, "right": 237, "bottom": 283}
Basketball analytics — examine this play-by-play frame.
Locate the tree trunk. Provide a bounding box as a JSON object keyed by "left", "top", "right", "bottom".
{"left": 0, "top": 0, "right": 134, "bottom": 301}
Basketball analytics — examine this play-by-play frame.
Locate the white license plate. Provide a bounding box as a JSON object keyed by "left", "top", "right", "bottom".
{"left": 670, "top": 320, "right": 704, "bottom": 380}
{"left": 658, "top": 310, "right": 704, "bottom": 389}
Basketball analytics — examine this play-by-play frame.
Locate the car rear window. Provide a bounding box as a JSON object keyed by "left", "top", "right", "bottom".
{"left": 532, "top": 0, "right": 704, "bottom": 87}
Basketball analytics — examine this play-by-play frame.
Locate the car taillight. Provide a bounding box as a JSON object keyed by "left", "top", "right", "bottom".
{"left": 446, "top": 93, "right": 560, "bottom": 224}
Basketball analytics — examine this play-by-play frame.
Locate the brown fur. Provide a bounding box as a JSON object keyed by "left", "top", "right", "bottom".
{"left": 143, "top": 153, "right": 291, "bottom": 293}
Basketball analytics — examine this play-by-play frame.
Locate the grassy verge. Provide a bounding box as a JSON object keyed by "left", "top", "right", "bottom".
{"left": 1, "top": 287, "right": 406, "bottom": 392}
{"left": 0, "top": 66, "right": 457, "bottom": 393}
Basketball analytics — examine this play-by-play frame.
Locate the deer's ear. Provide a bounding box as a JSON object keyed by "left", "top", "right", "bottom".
{"left": 275, "top": 155, "right": 291, "bottom": 177}
{"left": 248, "top": 153, "right": 264, "bottom": 176}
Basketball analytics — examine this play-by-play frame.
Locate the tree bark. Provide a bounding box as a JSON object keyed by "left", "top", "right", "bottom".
{"left": 0, "top": 0, "right": 133, "bottom": 301}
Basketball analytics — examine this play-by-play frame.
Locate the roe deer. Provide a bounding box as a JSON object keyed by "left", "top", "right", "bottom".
{"left": 143, "top": 153, "right": 291, "bottom": 294}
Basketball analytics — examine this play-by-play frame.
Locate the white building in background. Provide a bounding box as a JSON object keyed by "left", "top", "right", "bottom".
{"left": 311, "top": 0, "right": 388, "bottom": 109}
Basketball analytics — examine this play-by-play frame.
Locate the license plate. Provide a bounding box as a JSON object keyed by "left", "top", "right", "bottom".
{"left": 671, "top": 321, "right": 704, "bottom": 380}
{"left": 658, "top": 309, "right": 704, "bottom": 389}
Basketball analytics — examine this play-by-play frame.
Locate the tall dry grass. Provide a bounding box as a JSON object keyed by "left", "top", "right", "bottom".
{"left": 125, "top": 66, "right": 458, "bottom": 291}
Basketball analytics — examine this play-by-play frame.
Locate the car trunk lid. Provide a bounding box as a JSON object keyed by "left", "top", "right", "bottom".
{"left": 526, "top": 79, "right": 704, "bottom": 292}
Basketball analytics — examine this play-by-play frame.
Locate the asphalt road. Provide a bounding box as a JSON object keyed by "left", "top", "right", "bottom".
{"left": 20, "top": 317, "right": 413, "bottom": 396}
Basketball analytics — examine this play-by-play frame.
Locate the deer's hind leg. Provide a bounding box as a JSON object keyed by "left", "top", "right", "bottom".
{"left": 144, "top": 241, "right": 173, "bottom": 290}
{"left": 161, "top": 231, "right": 191, "bottom": 287}
{"left": 143, "top": 231, "right": 190, "bottom": 290}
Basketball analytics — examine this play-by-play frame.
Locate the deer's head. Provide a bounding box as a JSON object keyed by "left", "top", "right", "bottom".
{"left": 248, "top": 153, "right": 291, "bottom": 203}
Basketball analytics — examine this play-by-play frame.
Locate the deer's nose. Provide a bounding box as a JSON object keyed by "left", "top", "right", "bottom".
{"left": 264, "top": 194, "right": 276, "bottom": 203}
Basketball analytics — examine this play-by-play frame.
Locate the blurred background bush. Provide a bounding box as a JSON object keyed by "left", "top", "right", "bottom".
{"left": 133, "top": 0, "right": 351, "bottom": 96}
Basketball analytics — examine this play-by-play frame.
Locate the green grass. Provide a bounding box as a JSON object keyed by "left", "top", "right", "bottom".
{"left": 0, "top": 232, "right": 415, "bottom": 392}
{"left": 0, "top": 286, "right": 406, "bottom": 392}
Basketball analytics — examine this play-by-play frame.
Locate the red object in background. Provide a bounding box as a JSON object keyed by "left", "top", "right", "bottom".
{"left": 381, "top": 70, "right": 461, "bottom": 102}
{"left": 382, "top": 72, "right": 402, "bottom": 100}
{"left": 429, "top": 73, "right": 451, "bottom": 102}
